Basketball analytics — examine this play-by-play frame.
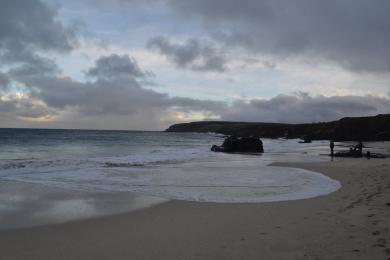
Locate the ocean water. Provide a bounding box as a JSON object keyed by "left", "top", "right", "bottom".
{"left": 0, "top": 128, "right": 341, "bottom": 203}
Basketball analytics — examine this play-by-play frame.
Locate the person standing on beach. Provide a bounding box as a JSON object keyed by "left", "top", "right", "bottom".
{"left": 330, "top": 140, "right": 335, "bottom": 156}
{"left": 355, "top": 141, "right": 363, "bottom": 154}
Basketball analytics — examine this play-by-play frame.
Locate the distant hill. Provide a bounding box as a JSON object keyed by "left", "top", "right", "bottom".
{"left": 166, "top": 114, "right": 390, "bottom": 141}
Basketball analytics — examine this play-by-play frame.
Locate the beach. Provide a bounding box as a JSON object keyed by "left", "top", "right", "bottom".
{"left": 1, "top": 1, "right": 389, "bottom": 259}
{"left": 1, "top": 158, "right": 389, "bottom": 260}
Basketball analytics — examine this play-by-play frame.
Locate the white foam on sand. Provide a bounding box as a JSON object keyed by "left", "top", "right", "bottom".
{"left": 1, "top": 153, "right": 341, "bottom": 203}
{"left": 107, "top": 157, "right": 341, "bottom": 203}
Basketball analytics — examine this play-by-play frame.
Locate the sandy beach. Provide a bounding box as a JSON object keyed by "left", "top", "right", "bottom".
{"left": 1, "top": 0, "right": 390, "bottom": 259}
{"left": 0, "top": 158, "right": 389, "bottom": 260}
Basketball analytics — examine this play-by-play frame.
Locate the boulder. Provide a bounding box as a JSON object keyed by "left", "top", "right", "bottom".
{"left": 211, "top": 136, "right": 264, "bottom": 153}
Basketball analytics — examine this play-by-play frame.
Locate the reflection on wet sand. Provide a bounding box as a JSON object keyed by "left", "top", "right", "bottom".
{"left": 0, "top": 181, "right": 168, "bottom": 230}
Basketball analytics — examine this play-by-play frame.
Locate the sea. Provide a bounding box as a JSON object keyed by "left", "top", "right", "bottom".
{"left": 0, "top": 128, "right": 342, "bottom": 203}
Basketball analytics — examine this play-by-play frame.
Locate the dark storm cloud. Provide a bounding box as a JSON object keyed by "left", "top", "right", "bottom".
{"left": 8, "top": 58, "right": 60, "bottom": 81}
{"left": 0, "top": 0, "right": 76, "bottom": 65}
{"left": 29, "top": 77, "right": 171, "bottom": 115}
{"left": 138, "top": 0, "right": 390, "bottom": 73}
{"left": 147, "top": 36, "right": 226, "bottom": 72}
{"left": 221, "top": 94, "right": 390, "bottom": 123}
{"left": 0, "top": 0, "right": 77, "bottom": 120}
{"left": 86, "top": 54, "right": 152, "bottom": 80}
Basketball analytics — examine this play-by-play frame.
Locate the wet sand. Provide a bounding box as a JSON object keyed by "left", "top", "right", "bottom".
{"left": 0, "top": 158, "right": 389, "bottom": 260}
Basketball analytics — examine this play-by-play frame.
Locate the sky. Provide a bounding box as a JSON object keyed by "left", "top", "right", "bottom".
{"left": 0, "top": 0, "right": 389, "bottom": 130}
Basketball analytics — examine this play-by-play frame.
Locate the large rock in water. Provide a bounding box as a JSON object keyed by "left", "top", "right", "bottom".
{"left": 211, "top": 136, "right": 264, "bottom": 153}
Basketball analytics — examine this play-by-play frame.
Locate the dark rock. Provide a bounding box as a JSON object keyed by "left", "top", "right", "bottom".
{"left": 211, "top": 136, "right": 264, "bottom": 153}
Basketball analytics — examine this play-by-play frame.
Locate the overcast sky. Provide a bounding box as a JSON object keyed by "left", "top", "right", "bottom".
{"left": 0, "top": 0, "right": 389, "bottom": 130}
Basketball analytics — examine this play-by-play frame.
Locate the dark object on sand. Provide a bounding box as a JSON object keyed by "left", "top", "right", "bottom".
{"left": 333, "top": 141, "right": 365, "bottom": 158}
{"left": 299, "top": 136, "right": 312, "bottom": 143}
{"left": 368, "top": 153, "right": 387, "bottom": 159}
{"left": 334, "top": 150, "right": 363, "bottom": 158}
{"left": 332, "top": 150, "right": 387, "bottom": 159}
{"left": 211, "top": 136, "right": 264, "bottom": 153}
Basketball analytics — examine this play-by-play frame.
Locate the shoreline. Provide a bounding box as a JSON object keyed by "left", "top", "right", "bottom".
{"left": 0, "top": 179, "right": 169, "bottom": 230}
{"left": 1, "top": 158, "right": 389, "bottom": 259}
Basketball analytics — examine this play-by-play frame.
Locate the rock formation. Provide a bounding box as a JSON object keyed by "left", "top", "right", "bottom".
{"left": 211, "top": 136, "right": 264, "bottom": 153}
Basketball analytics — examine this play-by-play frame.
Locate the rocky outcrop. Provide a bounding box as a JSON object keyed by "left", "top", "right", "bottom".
{"left": 166, "top": 114, "right": 390, "bottom": 141}
{"left": 211, "top": 136, "right": 264, "bottom": 153}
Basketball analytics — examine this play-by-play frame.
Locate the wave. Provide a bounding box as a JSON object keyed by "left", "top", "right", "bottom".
{"left": 0, "top": 147, "right": 214, "bottom": 174}
{"left": 97, "top": 147, "right": 214, "bottom": 167}
{"left": 104, "top": 162, "right": 145, "bottom": 167}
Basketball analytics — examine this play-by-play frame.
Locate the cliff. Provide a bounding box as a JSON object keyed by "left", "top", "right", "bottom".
{"left": 165, "top": 114, "right": 390, "bottom": 141}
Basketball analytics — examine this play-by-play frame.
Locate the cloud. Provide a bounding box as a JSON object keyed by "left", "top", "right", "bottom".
{"left": 0, "top": 93, "right": 57, "bottom": 119}
{"left": 3, "top": 52, "right": 390, "bottom": 128}
{"left": 0, "top": 73, "right": 10, "bottom": 90}
{"left": 221, "top": 94, "right": 390, "bottom": 123}
{"left": 0, "top": 0, "right": 76, "bottom": 65}
{"left": 0, "top": 0, "right": 79, "bottom": 123}
{"left": 0, "top": 0, "right": 77, "bottom": 94}
{"left": 1, "top": 52, "right": 225, "bottom": 129}
{"left": 8, "top": 57, "right": 60, "bottom": 81}
{"left": 23, "top": 55, "right": 223, "bottom": 115}
{"left": 3, "top": 50, "right": 390, "bottom": 129}
{"left": 135, "top": 0, "right": 390, "bottom": 74}
{"left": 86, "top": 54, "right": 152, "bottom": 80}
{"left": 1, "top": 0, "right": 389, "bottom": 130}
{"left": 147, "top": 36, "right": 226, "bottom": 72}
{"left": 0, "top": 0, "right": 225, "bottom": 129}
